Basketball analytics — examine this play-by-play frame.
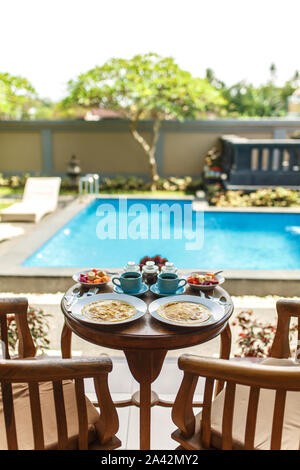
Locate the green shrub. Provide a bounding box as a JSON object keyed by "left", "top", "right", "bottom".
{"left": 102, "top": 175, "right": 147, "bottom": 191}
{"left": 7, "top": 306, "right": 51, "bottom": 356}
{"left": 0, "top": 173, "right": 203, "bottom": 194}
{"left": 60, "top": 177, "right": 78, "bottom": 191}
{"left": 0, "top": 172, "right": 32, "bottom": 188}
{"left": 207, "top": 185, "right": 300, "bottom": 207}
{"left": 233, "top": 310, "right": 297, "bottom": 358}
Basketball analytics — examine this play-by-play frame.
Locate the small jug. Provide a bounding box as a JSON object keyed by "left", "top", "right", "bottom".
{"left": 123, "top": 261, "right": 140, "bottom": 273}
{"left": 161, "top": 262, "right": 177, "bottom": 274}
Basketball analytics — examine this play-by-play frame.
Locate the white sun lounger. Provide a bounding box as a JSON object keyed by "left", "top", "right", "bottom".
{"left": 0, "top": 177, "right": 61, "bottom": 223}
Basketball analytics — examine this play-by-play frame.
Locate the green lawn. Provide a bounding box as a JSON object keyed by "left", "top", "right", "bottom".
{"left": 0, "top": 187, "right": 21, "bottom": 196}
{"left": 0, "top": 202, "right": 13, "bottom": 210}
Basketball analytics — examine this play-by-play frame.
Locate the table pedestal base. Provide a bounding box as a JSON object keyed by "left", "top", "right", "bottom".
{"left": 131, "top": 390, "right": 159, "bottom": 407}
{"left": 123, "top": 349, "right": 167, "bottom": 450}
{"left": 113, "top": 390, "right": 204, "bottom": 409}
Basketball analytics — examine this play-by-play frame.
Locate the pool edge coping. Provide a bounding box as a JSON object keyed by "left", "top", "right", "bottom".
{"left": 1, "top": 195, "right": 300, "bottom": 281}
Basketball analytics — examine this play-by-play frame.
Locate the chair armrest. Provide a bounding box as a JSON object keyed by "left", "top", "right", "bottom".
{"left": 0, "top": 355, "right": 113, "bottom": 382}
{"left": 0, "top": 297, "right": 28, "bottom": 316}
{"left": 177, "top": 354, "right": 300, "bottom": 389}
{"left": 171, "top": 368, "right": 199, "bottom": 438}
{"left": 0, "top": 296, "right": 35, "bottom": 359}
{"left": 276, "top": 299, "right": 300, "bottom": 318}
{"left": 270, "top": 299, "right": 300, "bottom": 359}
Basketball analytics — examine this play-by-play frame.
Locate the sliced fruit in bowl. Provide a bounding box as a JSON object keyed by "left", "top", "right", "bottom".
{"left": 73, "top": 269, "right": 111, "bottom": 286}
{"left": 187, "top": 272, "right": 224, "bottom": 291}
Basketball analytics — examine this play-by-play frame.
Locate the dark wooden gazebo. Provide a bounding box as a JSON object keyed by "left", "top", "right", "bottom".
{"left": 220, "top": 135, "right": 300, "bottom": 190}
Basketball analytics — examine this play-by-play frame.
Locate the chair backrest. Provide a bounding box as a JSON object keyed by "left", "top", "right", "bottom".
{"left": 0, "top": 357, "right": 118, "bottom": 450}
{"left": 270, "top": 299, "right": 300, "bottom": 360}
{"left": 0, "top": 297, "right": 36, "bottom": 359}
{"left": 172, "top": 299, "right": 300, "bottom": 450}
{"left": 173, "top": 355, "right": 300, "bottom": 450}
{"left": 22, "top": 177, "right": 61, "bottom": 210}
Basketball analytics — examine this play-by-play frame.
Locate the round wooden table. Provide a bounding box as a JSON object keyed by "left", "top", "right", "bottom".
{"left": 61, "top": 282, "right": 233, "bottom": 450}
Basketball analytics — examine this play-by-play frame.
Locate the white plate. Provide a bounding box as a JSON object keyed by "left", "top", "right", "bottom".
{"left": 71, "top": 293, "right": 147, "bottom": 326}
{"left": 149, "top": 295, "right": 225, "bottom": 328}
{"left": 73, "top": 269, "right": 111, "bottom": 287}
{"left": 186, "top": 272, "right": 225, "bottom": 292}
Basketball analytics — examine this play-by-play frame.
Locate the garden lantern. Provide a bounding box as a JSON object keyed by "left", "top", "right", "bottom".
{"left": 67, "top": 154, "right": 81, "bottom": 184}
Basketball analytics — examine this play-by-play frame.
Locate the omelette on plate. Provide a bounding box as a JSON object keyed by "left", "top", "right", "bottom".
{"left": 157, "top": 301, "right": 210, "bottom": 325}
{"left": 82, "top": 300, "right": 136, "bottom": 322}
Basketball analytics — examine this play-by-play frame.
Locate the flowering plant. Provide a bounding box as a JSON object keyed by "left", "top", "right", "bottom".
{"left": 205, "top": 146, "right": 222, "bottom": 170}
{"left": 7, "top": 306, "right": 51, "bottom": 356}
{"left": 233, "top": 310, "right": 297, "bottom": 358}
{"left": 208, "top": 187, "right": 300, "bottom": 208}
{"left": 139, "top": 255, "right": 168, "bottom": 271}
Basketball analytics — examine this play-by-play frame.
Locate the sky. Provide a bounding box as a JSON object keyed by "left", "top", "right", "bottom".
{"left": 1, "top": 0, "right": 300, "bottom": 101}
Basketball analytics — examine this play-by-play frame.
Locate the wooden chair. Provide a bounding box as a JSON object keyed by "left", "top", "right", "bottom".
{"left": 0, "top": 297, "right": 120, "bottom": 450}
{"left": 0, "top": 297, "right": 36, "bottom": 360}
{"left": 171, "top": 299, "right": 300, "bottom": 450}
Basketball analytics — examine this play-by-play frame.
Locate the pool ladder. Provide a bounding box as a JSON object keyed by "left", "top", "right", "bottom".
{"left": 79, "top": 174, "right": 100, "bottom": 195}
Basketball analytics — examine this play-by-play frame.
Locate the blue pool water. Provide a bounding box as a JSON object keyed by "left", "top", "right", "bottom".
{"left": 23, "top": 198, "right": 300, "bottom": 270}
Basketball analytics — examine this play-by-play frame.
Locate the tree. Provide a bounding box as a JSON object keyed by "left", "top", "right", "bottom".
{"left": 63, "top": 53, "right": 225, "bottom": 190}
{"left": 270, "top": 63, "right": 277, "bottom": 81}
{"left": 204, "top": 65, "right": 300, "bottom": 118}
{"left": 205, "top": 68, "right": 225, "bottom": 90}
{"left": 222, "top": 80, "right": 286, "bottom": 117}
{"left": 0, "top": 72, "right": 37, "bottom": 119}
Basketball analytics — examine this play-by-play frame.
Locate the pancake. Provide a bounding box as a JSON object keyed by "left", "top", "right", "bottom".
{"left": 157, "top": 301, "right": 210, "bottom": 324}
{"left": 81, "top": 299, "right": 136, "bottom": 322}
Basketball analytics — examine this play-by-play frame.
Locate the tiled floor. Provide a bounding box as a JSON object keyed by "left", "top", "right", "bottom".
{"left": 84, "top": 356, "right": 205, "bottom": 450}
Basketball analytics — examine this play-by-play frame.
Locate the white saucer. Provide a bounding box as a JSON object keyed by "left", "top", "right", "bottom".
{"left": 113, "top": 282, "right": 149, "bottom": 297}
{"left": 150, "top": 283, "right": 186, "bottom": 297}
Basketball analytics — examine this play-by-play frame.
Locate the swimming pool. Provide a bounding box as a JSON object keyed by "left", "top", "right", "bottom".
{"left": 23, "top": 198, "right": 300, "bottom": 270}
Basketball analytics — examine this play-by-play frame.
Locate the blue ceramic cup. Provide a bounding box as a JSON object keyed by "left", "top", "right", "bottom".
{"left": 157, "top": 273, "right": 187, "bottom": 294}
{"left": 112, "top": 272, "right": 142, "bottom": 294}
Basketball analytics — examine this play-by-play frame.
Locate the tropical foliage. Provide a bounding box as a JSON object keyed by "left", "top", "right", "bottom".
{"left": 0, "top": 172, "right": 202, "bottom": 194}
{"left": 0, "top": 72, "right": 37, "bottom": 119}
{"left": 62, "top": 53, "right": 225, "bottom": 189}
{"left": 1, "top": 61, "right": 299, "bottom": 121}
{"left": 207, "top": 185, "right": 300, "bottom": 207}
{"left": 233, "top": 310, "right": 297, "bottom": 358}
{"left": 6, "top": 306, "right": 51, "bottom": 356}
{"left": 205, "top": 64, "right": 300, "bottom": 117}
